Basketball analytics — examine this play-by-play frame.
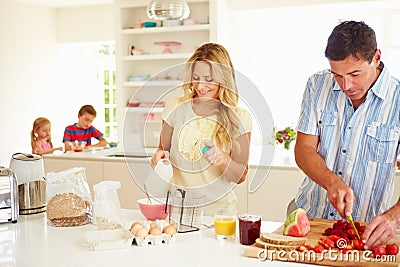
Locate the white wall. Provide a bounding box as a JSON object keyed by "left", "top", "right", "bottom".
{"left": 220, "top": 1, "right": 400, "bottom": 134}
{"left": 0, "top": 1, "right": 113, "bottom": 167}
{"left": 0, "top": 1, "right": 58, "bottom": 166}
{"left": 56, "top": 4, "right": 114, "bottom": 43}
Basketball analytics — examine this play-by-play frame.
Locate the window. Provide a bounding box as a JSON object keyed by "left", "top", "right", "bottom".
{"left": 97, "top": 43, "right": 117, "bottom": 142}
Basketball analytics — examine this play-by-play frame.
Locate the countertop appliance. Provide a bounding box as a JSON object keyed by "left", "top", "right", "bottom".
{"left": 9, "top": 153, "right": 46, "bottom": 215}
{"left": 0, "top": 166, "right": 19, "bottom": 223}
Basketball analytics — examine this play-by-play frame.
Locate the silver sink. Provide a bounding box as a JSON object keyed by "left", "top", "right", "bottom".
{"left": 106, "top": 152, "right": 151, "bottom": 158}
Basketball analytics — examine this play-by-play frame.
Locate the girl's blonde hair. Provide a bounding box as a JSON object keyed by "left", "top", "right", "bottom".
{"left": 180, "top": 43, "right": 240, "bottom": 151}
{"left": 31, "top": 117, "right": 53, "bottom": 150}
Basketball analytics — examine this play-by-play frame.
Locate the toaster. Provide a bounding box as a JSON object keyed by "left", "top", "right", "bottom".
{"left": 0, "top": 166, "right": 19, "bottom": 223}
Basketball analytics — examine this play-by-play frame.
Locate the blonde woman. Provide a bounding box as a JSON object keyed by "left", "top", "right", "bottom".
{"left": 151, "top": 43, "right": 252, "bottom": 215}
{"left": 31, "top": 117, "right": 63, "bottom": 155}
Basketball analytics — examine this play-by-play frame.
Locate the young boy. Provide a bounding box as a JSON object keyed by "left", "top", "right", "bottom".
{"left": 63, "top": 105, "right": 107, "bottom": 151}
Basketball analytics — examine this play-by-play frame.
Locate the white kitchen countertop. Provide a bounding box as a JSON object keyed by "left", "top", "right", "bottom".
{"left": 43, "top": 145, "right": 302, "bottom": 170}
{"left": 43, "top": 146, "right": 400, "bottom": 174}
{"left": 0, "top": 210, "right": 322, "bottom": 267}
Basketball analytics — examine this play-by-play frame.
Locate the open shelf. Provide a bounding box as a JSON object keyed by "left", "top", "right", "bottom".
{"left": 123, "top": 80, "right": 182, "bottom": 87}
{"left": 122, "top": 24, "right": 210, "bottom": 34}
{"left": 125, "top": 107, "right": 164, "bottom": 113}
{"left": 122, "top": 53, "right": 192, "bottom": 61}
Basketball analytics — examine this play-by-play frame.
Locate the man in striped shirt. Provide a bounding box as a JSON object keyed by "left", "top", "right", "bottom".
{"left": 63, "top": 105, "right": 107, "bottom": 151}
{"left": 294, "top": 21, "right": 400, "bottom": 249}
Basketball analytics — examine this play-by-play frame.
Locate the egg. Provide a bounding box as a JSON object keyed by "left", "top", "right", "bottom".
{"left": 163, "top": 224, "right": 177, "bottom": 235}
{"left": 135, "top": 227, "right": 149, "bottom": 238}
{"left": 149, "top": 226, "right": 162, "bottom": 236}
{"left": 130, "top": 222, "right": 142, "bottom": 235}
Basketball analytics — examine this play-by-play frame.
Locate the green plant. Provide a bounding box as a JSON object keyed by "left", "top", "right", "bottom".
{"left": 274, "top": 127, "right": 297, "bottom": 150}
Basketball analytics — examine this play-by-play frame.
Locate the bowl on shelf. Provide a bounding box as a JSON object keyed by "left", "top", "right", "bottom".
{"left": 69, "top": 140, "right": 87, "bottom": 152}
{"left": 143, "top": 21, "right": 157, "bottom": 28}
{"left": 127, "top": 74, "right": 150, "bottom": 82}
{"left": 154, "top": 41, "right": 182, "bottom": 54}
{"left": 162, "top": 19, "right": 182, "bottom": 27}
{"left": 137, "top": 198, "right": 170, "bottom": 220}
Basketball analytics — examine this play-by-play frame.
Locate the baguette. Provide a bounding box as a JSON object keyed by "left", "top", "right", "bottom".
{"left": 260, "top": 233, "right": 307, "bottom": 246}
{"left": 255, "top": 238, "right": 300, "bottom": 251}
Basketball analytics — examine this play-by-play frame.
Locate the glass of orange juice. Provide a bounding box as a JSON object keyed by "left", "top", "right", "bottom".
{"left": 214, "top": 209, "right": 236, "bottom": 241}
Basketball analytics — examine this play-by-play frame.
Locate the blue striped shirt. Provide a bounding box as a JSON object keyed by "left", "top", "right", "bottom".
{"left": 295, "top": 63, "right": 400, "bottom": 222}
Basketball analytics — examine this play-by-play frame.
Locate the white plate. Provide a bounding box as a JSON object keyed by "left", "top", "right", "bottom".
{"left": 85, "top": 229, "right": 134, "bottom": 251}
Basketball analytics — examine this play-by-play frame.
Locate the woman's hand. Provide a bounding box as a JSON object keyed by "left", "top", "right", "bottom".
{"left": 202, "top": 141, "right": 229, "bottom": 168}
{"left": 151, "top": 149, "right": 168, "bottom": 168}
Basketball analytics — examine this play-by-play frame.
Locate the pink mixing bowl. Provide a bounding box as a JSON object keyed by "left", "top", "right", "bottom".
{"left": 137, "top": 198, "right": 170, "bottom": 220}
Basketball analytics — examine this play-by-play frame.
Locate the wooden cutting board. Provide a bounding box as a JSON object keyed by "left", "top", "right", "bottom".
{"left": 244, "top": 218, "right": 400, "bottom": 266}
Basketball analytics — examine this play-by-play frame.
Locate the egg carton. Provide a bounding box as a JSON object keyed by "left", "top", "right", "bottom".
{"left": 131, "top": 219, "right": 178, "bottom": 246}
{"left": 134, "top": 233, "right": 176, "bottom": 246}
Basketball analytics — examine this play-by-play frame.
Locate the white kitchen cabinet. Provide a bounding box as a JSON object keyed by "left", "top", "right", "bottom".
{"left": 43, "top": 155, "right": 400, "bottom": 222}
{"left": 43, "top": 158, "right": 104, "bottom": 199}
{"left": 103, "top": 161, "right": 148, "bottom": 209}
{"left": 115, "top": 0, "right": 216, "bottom": 150}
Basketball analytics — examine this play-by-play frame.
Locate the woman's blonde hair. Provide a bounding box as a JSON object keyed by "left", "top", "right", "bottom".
{"left": 180, "top": 43, "right": 240, "bottom": 151}
{"left": 31, "top": 117, "right": 53, "bottom": 150}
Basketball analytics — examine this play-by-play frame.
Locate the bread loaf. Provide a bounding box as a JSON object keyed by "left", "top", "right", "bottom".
{"left": 260, "top": 233, "right": 307, "bottom": 246}
{"left": 255, "top": 238, "right": 300, "bottom": 251}
{"left": 47, "top": 193, "right": 90, "bottom": 227}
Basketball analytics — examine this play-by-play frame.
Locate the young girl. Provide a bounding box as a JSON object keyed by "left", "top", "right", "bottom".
{"left": 31, "top": 117, "right": 63, "bottom": 155}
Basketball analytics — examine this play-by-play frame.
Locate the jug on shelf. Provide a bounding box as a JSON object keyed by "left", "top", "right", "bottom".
{"left": 9, "top": 153, "right": 46, "bottom": 215}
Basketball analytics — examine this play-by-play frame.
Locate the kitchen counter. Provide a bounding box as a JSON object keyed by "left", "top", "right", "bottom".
{"left": 43, "top": 145, "right": 301, "bottom": 170}
{"left": 0, "top": 210, "right": 318, "bottom": 267}
{"left": 44, "top": 146, "right": 400, "bottom": 173}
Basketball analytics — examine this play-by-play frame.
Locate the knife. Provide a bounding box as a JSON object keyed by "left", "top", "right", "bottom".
{"left": 347, "top": 214, "right": 361, "bottom": 240}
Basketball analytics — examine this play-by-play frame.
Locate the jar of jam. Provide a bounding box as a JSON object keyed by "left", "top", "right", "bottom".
{"left": 238, "top": 214, "right": 262, "bottom": 245}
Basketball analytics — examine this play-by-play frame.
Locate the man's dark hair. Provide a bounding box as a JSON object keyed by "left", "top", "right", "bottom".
{"left": 325, "top": 20, "right": 377, "bottom": 63}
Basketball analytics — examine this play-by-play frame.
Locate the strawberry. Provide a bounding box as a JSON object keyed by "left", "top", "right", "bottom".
{"left": 305, "top": 245, "right": 313, "bottom": 251}
{"left": 371, "top": 245, "right": 387, "bottom": 257}
{"left": 328, "top": 234, "right": 341, "bottom": 243}
{"left": 353, "top": 239, "right": 364, "bottom": 250}
{"left": 323, "top": 227, "right": 333, "bottom": 236}
{"left": 333, "top": 222, "right": 343, "bottom": 230}
{"left": 314, "top": 245, "right": 324, "bottom": 253}
{"left": 347, "top": 229, "right": 357, "bottom": 240}
{"left": 322, "top": 238, "right": 335, "bottom": 249}
{"left": 386, "top": 243, "right": 399, "bottom": 255}
{"left": 358, "top": 225, "right": 366, "bottom": 233}
{"left": 343, "top": 222, "right": 352, "bottom": 230}
{"left": 297, "top": 245, "right": 309, "bottom": 252}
